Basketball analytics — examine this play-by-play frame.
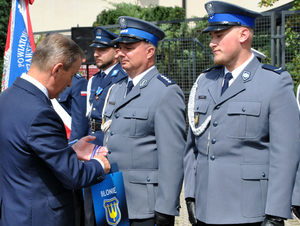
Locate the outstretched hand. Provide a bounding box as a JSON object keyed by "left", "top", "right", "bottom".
{"left": 72, "top": 135, "right": 97, "bottom": 161}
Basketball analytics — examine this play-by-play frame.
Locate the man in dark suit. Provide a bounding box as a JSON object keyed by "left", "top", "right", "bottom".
{"left": 84, "top": 27, "right": 127, "bottom": 226}
{"left": 184, "top": 1, "right": 300, "bottom": 226}
{"left": 0, "top": 33, "right": 110, "bottom": 226}
{"left": 102, "top": 16, "right": 186, "bottom": 226}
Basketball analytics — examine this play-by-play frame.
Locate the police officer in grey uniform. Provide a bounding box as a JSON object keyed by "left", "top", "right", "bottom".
{"left": 184, "top": 1, "right": 300, "bottom": 226}
{"left": 101, "top": 16, "right": 186, "bottom": 226}
{"left": 84, "top": 27, "right": 127, "bottom": 226}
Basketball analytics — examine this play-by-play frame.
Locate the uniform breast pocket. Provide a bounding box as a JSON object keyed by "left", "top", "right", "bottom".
{"left": 227, "top": 102, "right": 261, "bottom": 139}
{"left": 123, "top": 108, "right": 149, "bottom": 137}
{"left": 194, "top": 99, "right": 210, "bottom": 126}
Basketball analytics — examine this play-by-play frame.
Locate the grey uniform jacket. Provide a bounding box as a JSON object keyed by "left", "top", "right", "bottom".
{"left": 184, "top": 57, "right": 300, "bottom": 224}
{"left": 103, "top": 66, "right": 186, "bottom": 219}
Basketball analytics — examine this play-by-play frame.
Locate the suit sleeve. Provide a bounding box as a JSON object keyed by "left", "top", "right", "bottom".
{"left": 266, "top": 71, "right": 300, "bottom": 218}
{"left": 27, "top": 107, "right": 105, "bottom": 190}
{"left": 69, "top": 78, "right": 89, "bottom": 141}
{"left": 154, "top": 84, "right": 186, "bottom": 216}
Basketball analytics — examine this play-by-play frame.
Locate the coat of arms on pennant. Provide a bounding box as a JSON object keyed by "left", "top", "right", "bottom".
{"left": 104, "top": 197, "right": 121, "bottom": 225}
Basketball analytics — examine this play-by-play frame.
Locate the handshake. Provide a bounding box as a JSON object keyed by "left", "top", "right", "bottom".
{"left": 72, "top": 135, "right": 111, "bottom": 174}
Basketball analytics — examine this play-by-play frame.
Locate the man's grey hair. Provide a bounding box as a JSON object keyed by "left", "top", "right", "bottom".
{"left": 31, "top": 33, "right": 85, "bottom": 72}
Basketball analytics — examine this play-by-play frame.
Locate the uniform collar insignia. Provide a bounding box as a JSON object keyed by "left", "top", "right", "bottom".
{"left": 242, "top": 71, "right": 251, "bottom": 81}
{"left": 139, "top": 79, "right": 148, "bottom": 88}
{"left": 111, "top": 70, "right": 119, "bottom": 77}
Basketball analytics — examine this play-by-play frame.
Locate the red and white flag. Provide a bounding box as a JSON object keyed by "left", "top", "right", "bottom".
{"left": 2, "top": 0, "right": 72, "bottom": 139}
{"left": 2, "top": 0, "right": 35, "bottom": 92}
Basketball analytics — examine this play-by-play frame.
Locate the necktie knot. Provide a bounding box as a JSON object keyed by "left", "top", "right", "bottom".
{"left": 221, "top": 72, "right": 233, "bottom": 95}
{"left": 96, "top": 71, "right": 106, "bottom": 85}
{"left": 126, "top": 80, "right": 134, "bottom": 96}
{"left": 100, "top": 71, "right": 106, "bottom": 78}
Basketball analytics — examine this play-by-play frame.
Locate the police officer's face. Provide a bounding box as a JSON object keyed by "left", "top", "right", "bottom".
{"left": 209, "top": 27, "right": 241, "bottom": 68}
{"left": 94, "top": 47, "right": 117, "bottom": 70}
{"left": 118, "top": 42, "right": 154, "bottom": 78}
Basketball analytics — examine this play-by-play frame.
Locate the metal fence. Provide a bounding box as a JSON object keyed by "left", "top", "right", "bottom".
{"left": 35, "top": 10, "right": 300, "bottom": 96}
{"left": 149, "top": 10, "right": 300, "bottom": 96}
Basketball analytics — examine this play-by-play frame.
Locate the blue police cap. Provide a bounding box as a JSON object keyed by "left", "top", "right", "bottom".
{"left": 202, "top": 1, "right": 262, "bottom": 34}
{"left": 90, "top": 27, "right": 118, "bottom": 48}
{"left": 111, "top": 16, "right": 165, "bottom": 47}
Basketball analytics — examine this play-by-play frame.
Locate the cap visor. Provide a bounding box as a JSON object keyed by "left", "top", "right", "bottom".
{"left": 202, "top": 25, "right": 234, "bottom": 34}
{"left": 111, "top": 36, "right": 141, "bottom": 44}
{"left": 90, "top": 42, "right": 112, "bottom": 48}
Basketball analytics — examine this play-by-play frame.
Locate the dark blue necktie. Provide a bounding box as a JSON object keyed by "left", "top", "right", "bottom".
{"left": 126, "top": 80, "right": 134, "bottom": 96}
{"left": 221, "top": 72, "right": 233, "bottom": 95}
{"left": 97, "top": 71, "right": 106, "bottom": 85}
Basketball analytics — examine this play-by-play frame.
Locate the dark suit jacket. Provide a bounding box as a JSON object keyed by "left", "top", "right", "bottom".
{"left": 0, "top": 77, "right": 106, "bottom": 226}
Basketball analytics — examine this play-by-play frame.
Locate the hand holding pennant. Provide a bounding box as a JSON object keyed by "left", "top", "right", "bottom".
{"left": 91, "top": 147, "right": 130, "bottom": 225}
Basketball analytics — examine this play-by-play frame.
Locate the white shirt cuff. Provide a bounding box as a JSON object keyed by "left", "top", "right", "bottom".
{"left": 92, "top": 158, "right": 105, "bottom": 170}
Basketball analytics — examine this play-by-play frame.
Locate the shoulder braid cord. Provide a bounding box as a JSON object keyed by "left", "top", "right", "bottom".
{"left": 188, "top": 73, "right": 211, "bottom": 136}
{"left": 101, "top": 84, "right": 116, "bottom": 133}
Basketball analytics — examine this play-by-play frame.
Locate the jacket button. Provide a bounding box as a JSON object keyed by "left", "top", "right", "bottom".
{"left": 147, "top": 177, "right": 150, "bottom": 182}
{"left": 242, "top": 107, "right": 246, "bottom": 112}
{"left": 93, "top": 108, "right": 96, "bottom": 111}
{"left": 216, "top": 105, "right": 220, "bottom": 110}
{"left": 210, "top": 155, "right": 215, "bottom": 161}
{"left": 110, "top": 131, "right": 114, "bottom": 136}
{"left": 213, "top": 121, "right": 218, "bottom": 127}
{"left": 115, "top": 114, "right": 119, "bottom": 119}
{"left": 211, "top": 139, "right": 216, "bottom": 144}
{"left": 262, "top": 172, "right": 266, "bottom": 177}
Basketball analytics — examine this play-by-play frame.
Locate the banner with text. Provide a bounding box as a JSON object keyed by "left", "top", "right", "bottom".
{"left": 2, "top": 0, "right": 35, "bottom": 92}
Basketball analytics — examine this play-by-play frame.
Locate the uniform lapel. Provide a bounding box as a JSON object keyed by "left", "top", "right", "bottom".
{"left": 100, "top": 73, "right": 112, "bottom": 88}
{"left": 216, "top": 57, "right": 260, "bottom": 105}
{"left": 115, "top": 67, "right": 159, "bottom": 111}
{"left": 207, "top": 68, "right": 223, "bottom": 105}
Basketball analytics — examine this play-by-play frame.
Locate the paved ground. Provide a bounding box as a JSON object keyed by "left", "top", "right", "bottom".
{"left": 175, "top": 187, "right": 300, "bottom": 226}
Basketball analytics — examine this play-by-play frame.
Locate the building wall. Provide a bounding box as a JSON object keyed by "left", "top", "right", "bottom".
{"left": 30, "top": 0, "right": 291, "bottom": 33}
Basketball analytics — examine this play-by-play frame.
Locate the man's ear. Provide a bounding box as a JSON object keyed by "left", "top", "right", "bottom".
{"left": 239, "top": 27, "right": 250, "bottom": 44}
{"left": 146, "top": 45, "right": 155, "bottom": 59}
{"left": 51, "top": 63, "right": 63, "bottom": 77}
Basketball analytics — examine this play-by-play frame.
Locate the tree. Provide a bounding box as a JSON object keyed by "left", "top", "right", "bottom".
{"left": 93, "top": 0, "right": 185, "bottom": 28}
{"left": 259, "top": 0, "right": 300, "bottom": 93}
{"left": 258, "top": 0, "right": 300, "bottom": 10}
{"left": 0, "top": 0, "right": 11, "bottom": 89}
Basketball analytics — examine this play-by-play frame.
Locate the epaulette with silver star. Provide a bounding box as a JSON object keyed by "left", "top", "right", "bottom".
{"left": 157, "top": 74, "right": 175, "bottom": 86}
{"left": 262, "top": 64, "right": 286, "bottom": 74}
{"left": 201, "top": 65, "right": 222, "bottom": 73}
